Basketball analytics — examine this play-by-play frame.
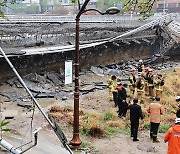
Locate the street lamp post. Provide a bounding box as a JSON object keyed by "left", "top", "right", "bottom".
{"left": 70, "top": 0, "right": 120, "bottom": 147}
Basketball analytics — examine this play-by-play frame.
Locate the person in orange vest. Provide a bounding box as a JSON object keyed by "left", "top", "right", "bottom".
{"left": 128, "top": 68, "right": 136, "bottom": 98}
{"left": 107, "top": 75, "right": 117, "bottom": 101}
{"left": 147, "top": 97, "right": 165, "bottom": 143}
{"left": 164, "top": 118, "right": 180, "bottom": 154}
{"left": 154, "top": 73, "right": 164, "bottom": 98}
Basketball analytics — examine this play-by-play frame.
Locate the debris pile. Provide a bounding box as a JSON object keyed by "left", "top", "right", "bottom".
{"left": 90, "top": 59, "right": 177, "bottom": 80}
{"left": 0, "top": 59, "right": 178, "bottom": 110}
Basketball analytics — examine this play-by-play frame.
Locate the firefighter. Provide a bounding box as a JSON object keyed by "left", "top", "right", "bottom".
{"left": 147, "top": 97, "right": 165, "bottom": 143}
{"left": 154, "top": 73, "right": 164, "bottom": 98}
{"left": 137, "top": 59, "right": 145, "bottom": 73}
{"left": 107, "top": 75, "right": 117, "bottom": 101}
{"left": 144, "top": 67, "right": 150, "bottom": 96}
{"left": 128, "top": 68, "right": 136, "bottom": 98}
{"left": 147, "top": 69, "right": 155, "bottom": 100}
{"left": 128, "top": 98, "right": 144, "bottom": 141}
{"left": 136, "top": 73, "right": 145, "bottom": 104}
{"left": 114, "top": 82, "right": 122, "bottom": 107}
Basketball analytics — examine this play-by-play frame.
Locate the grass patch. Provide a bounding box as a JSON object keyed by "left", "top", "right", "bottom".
{"left": 120, "top": 127, "right": 131, "bottom": 135}
{"left": 80, "top": 124, "right": 90, "bottom": 137}
{"left": 104, "top": 111, "right": 114, "bottom": 121}
{"left": 73, "top": 141, "right": 98, "bottom": 153}
{"left": 141, "top": 120, "right": 150, "bottom": 130}
{"left": 104, "top": 126, "right": 120, "bottom": 136}
{"left": 159, "top": 124, "right": 171, "bottom": 133}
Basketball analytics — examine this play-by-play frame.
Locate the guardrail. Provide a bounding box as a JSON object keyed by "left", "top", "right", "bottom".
{"left": 0, "top": 13, "right": 179, "bottom": 23}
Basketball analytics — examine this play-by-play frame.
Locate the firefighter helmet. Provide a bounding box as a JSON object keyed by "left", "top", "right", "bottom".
{"left": 145, "top": 67, "right": 150, "bottom": 72}
{"left": 149, "top": 68, "right": 153, "bottom": 72}
{"left": 157, "top": 73, "right": 162, "bottom": 77}
{"left": 131, "top": 68, "right": 136, "bottom": 72}
{"left": 139, "top": 59, "right": 143, "bottom": 63}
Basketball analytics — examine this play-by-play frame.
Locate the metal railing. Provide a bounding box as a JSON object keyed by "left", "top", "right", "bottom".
{"left": 0, "top": 13, "right": 178, "bottom": 23}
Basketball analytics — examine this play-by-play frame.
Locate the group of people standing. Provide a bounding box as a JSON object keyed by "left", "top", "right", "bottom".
{"left": 128, "top": 59, "right": 165, "bottom": 102}
{"left": 107, "top": 59, "right": 180, "bottom": 153}
{"left": 108, "top": 60, "right": 165, "bottom": 104}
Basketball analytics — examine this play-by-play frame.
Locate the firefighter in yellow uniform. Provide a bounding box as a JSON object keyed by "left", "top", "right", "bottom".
{"left": 147, "top": 69, "right": 155, "bottom": 100}
{"left": 136, "top": 73, "right": 145, "bottom": 103}
{"left": 107, "top": 75, "right": 117, "bottom": 101}
{"left": 144, "top": 67, "right": 150, "bottom": 96}
{"left": 137, "top": 59, "right": 145, "bottom": 74}
{"left": 154, "top": 73, "right": 164, "bottom": 98}
{"left": 128, "top": 68, "right": 136, "bottom": 98}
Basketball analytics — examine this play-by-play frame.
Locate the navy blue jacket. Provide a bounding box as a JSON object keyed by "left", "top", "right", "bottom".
{"left": 128, "top": 104, "right": 143, "bottom": 122}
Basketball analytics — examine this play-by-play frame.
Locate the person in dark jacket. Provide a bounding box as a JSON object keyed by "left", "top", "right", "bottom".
{"left": 128, "top": 98, "right": 144, "bottom": 141}
{"left": 176, "top": 104, "right": 180, "bottom": 118}
{"left": 117, "top": 83, "right": 127, "bottom": 117}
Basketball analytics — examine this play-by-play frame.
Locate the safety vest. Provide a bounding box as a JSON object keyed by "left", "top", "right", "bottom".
{"left": 155, "top": 78, "right": 164, "bottom": 91}
{"left": 147, "top": 75, "right": 154, "bottom": 87}
{"left": 137, "top": 64, "right": 144, "bottom": 73}
{"left": 128, "top": 74, "right": 136, "bottom": 86}
{"left": 136, "top": 80, "right": 145, "bottom": 92}
{"left": 107, "top": 78, "right": 117, "bottom": 92}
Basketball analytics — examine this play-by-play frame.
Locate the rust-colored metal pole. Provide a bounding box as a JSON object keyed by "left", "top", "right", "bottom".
{"left": 70, "top": 0, "right": 91, "bottom": 148}
{"left": 70, "top": 17, "right": 82, "bottom": 147}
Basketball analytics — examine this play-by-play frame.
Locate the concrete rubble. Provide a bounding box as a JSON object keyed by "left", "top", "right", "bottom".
{"left": 0, "top": 57, "right": 179, "bottom": 109}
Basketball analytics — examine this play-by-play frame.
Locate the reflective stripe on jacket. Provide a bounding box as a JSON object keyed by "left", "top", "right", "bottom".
{"left": 155, "top": 78, "right": 163, "bottom": 91}
{"left": 128, "top": 74, "right": 136, "bottom": 86}
{"left": 136, "top": 80, "right": 145, "bottom": 92}
{"left": 107, "top": 79, "right": 117, "bottom": 92}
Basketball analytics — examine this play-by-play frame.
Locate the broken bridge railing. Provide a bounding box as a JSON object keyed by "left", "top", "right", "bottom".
{"left": 109, "top": 14, "right": 174, "bottom": 42}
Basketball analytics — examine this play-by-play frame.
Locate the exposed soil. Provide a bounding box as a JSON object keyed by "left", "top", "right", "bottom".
{"left": 0, "top": 66, "right": 180, "bottom": 154}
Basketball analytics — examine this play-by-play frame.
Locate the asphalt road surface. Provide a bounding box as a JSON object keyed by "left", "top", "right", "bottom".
{"left": 1, "top": 132, "right": 70, "bottom": 154}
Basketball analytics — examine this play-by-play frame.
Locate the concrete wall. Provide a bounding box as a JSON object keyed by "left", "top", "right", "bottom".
{"left": 0, "top": 39, "right": 179, "bottom": 81}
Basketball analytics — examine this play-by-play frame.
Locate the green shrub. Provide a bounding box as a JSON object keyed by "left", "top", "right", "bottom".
{"left": 159, "top": 124, "right": 171, "bottom": 133}
{"left": 81, "top": 141, "right": 98, "bottom": 153}
{"left": 141, "top": 120, "right": 150, "bottom": 130}
{"left": 120, "top": 127, "right": 131, "bottom": 135}
{"left": 103, "top": 111, "right": 113, "bottom": 121}
{"left": 0, "top": 121, "right": 11, "bottom": 132}
{"left": 80, "top": 124, "right": 90, "bottom": 136}
{"left": 104, "top": 126, "right": 120, "bottom": 136}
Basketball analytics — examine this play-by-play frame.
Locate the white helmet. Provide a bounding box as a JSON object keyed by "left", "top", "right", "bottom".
{"left": 139, "top": 59, "right": 143, "bottom": 63}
